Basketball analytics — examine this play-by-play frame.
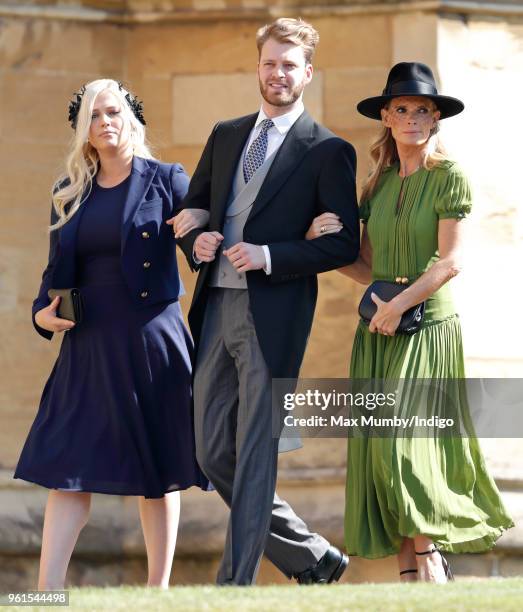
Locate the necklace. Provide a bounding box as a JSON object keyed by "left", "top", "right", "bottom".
{"left": 398, "top": 163, "right": 421, "bottom": 179}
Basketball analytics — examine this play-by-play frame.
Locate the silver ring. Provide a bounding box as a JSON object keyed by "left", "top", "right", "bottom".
{"left": 320, "top": 225, "right": 326, "bottom": 233}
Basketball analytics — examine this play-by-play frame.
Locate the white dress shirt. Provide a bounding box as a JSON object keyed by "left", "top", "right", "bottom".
{"left": 245, "top": 101, "right": 305, "bottom": 160}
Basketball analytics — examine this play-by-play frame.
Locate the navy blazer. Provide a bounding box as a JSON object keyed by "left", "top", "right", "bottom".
{"left": 33, "top": 156, "right": 189, "bottom": 340}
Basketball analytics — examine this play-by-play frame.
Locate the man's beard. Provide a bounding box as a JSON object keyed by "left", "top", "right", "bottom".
{"left": 259, "top": 78, "right": 305, "bottom": 107}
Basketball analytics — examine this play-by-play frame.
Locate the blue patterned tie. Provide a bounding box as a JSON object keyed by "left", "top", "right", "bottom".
{"left": 243, "top": 118, "right": 274, "bottom": 183}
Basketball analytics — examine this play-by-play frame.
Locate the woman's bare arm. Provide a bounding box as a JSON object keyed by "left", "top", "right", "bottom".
{"left": 337, "top": 225, "right": 372, "bottom": 284}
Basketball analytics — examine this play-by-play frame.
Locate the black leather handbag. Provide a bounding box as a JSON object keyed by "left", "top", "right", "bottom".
{"left": 48, "top": 288, "right": 84, "bottom": 324}
{"left": 358, "top": 280, "right": 425, "bottom": 335}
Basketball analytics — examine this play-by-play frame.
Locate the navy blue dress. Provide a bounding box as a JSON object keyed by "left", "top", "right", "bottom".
{"left": 15, "top": 176, "right": 208, "bottom": 498}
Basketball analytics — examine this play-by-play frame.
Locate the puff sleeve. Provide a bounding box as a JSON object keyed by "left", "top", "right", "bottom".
{"left": 435, "top": 163, "right": 472, "bottom": 220}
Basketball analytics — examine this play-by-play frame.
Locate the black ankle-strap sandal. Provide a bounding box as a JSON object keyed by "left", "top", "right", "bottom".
{"left": 415, "top": 547, "right": 454, "bottom": 581}
{"left": 399, "top": 568, "right": 418, "bottom": 576}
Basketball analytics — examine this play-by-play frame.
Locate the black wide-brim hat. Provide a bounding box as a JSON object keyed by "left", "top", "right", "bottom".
{"left": 357, "top": 62, "right": 464, "bottom": 120}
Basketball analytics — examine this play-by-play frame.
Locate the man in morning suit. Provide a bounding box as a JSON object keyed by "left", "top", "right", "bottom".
{"left": 176, "top": 18, "right": 360, "bottom": 585}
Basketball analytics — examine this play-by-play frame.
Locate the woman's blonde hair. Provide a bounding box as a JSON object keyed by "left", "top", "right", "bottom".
{"left": 50, "top": 79, "right": 153, "bottom": 231}
{"left": 360, "top": 100, "right": 448, "bottom": 204}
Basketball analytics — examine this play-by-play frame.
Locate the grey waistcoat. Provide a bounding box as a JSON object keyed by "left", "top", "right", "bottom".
{"left": 206, "top": 147, "right": 302, "bottom": 453}
{"left": 208, "top": 150, "right": 277, "bottom": 288}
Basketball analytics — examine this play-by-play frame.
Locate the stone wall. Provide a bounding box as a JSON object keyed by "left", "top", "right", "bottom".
{"left": 0, "top": 0, "right": 393, "bottom": 478}
{"left": 0, "top": 0, "right": 522, "bottom": 588}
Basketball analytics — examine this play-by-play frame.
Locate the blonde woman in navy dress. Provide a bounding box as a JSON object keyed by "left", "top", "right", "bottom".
{"left": 15, "top": 79, "right": 209, "bottom": 589}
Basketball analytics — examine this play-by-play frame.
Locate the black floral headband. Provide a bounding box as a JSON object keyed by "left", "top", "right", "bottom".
{"left": 68, "top": 82, "right": 146, "bottom": 129}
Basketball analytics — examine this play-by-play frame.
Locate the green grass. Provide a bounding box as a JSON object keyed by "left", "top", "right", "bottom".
{"left": 5, "top": 579, "right": 523, "bottom": 612}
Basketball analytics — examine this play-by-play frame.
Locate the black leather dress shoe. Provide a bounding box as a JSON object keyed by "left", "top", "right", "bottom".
{"left": 294, "top": 546, "right": 349, "bottom": 584}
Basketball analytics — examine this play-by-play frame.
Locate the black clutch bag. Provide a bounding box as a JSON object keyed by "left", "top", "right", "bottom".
{"left": 47, "top": 288, "right": 84, "bottom": 324}
{"left": 358, "top": 280, "right": 425, "bottom": 335}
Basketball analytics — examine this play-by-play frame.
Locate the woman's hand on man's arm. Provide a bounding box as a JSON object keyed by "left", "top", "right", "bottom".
{"left": 166, "top": 209, "right": 210, "bottom": 238}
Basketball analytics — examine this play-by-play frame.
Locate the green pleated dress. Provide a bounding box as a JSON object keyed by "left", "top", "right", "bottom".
{"left": 345, "top": 160, "right": 514, "bottom": 559}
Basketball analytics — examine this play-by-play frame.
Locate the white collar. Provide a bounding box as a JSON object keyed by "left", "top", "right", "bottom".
{"left": 255, "top": 100, "right": 305, "bottom": 135}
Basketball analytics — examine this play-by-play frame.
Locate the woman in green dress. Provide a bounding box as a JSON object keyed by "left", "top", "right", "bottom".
{"left": 306, "top": 62, "right": 513, "bottom": 583}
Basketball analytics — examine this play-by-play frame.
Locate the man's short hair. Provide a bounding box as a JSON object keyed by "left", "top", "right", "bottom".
{"left": 256, "top": 18, "right": 319, "bottom": 64}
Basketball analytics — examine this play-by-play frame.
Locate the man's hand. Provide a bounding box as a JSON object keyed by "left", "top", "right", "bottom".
{"left": 223, "top": 242, "right": 266, "bottom": 272}
{"left": 194, "top": 231, "right": 224, "bottom": 262}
